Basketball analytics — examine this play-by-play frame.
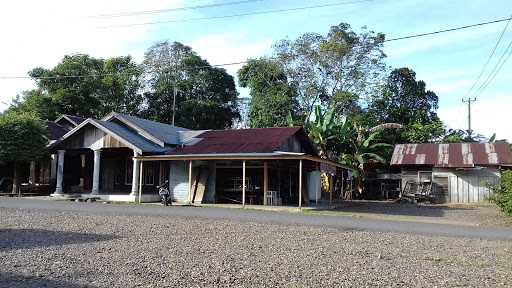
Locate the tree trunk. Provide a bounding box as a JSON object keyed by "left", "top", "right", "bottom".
{"left": 356, "top": 169, "right": 365, "bottom": 199}
{"left": 11, "top": 162, "right": 18, "bottom": 195}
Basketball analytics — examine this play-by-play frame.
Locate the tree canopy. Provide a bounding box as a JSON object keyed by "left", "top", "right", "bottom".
{"left": 238, "top": 58, "right": 297, "bottom": 128}
{"left": 368, "top": 67, "right": 443, "bottom": 143}
{"left": 142, "top": 41, "right": 240, "bottom": 129}
{"left": 0, "top": 112, "right": 47, "bottom": 162}
{"left": 10, "top": 54, "right": 143, "bottom": 119}
{"left": 273, "top": 22, "right": 386, "bottom": 121}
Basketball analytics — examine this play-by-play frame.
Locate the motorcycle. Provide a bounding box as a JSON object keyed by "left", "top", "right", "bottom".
{"left": 158, "top": 180, "right": 172, "bottom": 206}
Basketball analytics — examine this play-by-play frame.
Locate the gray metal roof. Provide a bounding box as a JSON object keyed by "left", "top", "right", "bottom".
{"left": 112, "top": 113, "right": 189, "bottom": 146}
{"left": 93, "top": 120, "right": 169, "bottom": 154}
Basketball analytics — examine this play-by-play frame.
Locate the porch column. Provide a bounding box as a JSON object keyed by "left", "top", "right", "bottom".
{"left": 130, "top": 151, "right": 140, "bottom": 195}
{"left": 29, "top": 161, "right": 36, "bottom": 184}
{"left": 242, "top": 160, "right": 246, "bottom": 207}
{"left": 54, "top": 150, "right": 65, "bottom": 195}
{"left": 263, "top": 161, "right": 268, "bottom": 205}
{"left": 50, "top": 154, "right": 57, "bottom": 182}
{"left": 91, "top": 149, "right": 101, "bottom": 195}
{"left": 298, "top": 159, "right": 303, "bottom": 209}
{"left": 188, "top": 160, "right": 193, "bottom": 203}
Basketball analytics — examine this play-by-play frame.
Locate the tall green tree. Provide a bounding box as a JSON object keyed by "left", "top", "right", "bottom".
{"left": 238, "top": 58, "right": 297, "bottom": 128}
{"left": 142, "top": 41, "right": 240, "bottom": 129}
{"left": 273, "top": 23, "right": 386, "bottom": 121}
{"left": 9, "top": 89, "right": 59, "bottom": 120}
{"left": 18, "top": 54, "right": 142, "bottom": 119}
{"left": 0, "top": 112, "right": 47, "bottom": 193}
{"left": 368, "top": 67, "right": 443, "bottom": 143}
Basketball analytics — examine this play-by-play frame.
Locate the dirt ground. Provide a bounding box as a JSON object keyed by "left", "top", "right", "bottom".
{"left": 307, "top": 200, "right": 512, "bottom": 227}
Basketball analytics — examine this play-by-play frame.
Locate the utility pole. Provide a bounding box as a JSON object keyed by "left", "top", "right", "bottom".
{"left": 171, "top": 50, "right": 179, "bottom": 126}
{"left": 462, "top": 97, "right": 476, "bottom": 136}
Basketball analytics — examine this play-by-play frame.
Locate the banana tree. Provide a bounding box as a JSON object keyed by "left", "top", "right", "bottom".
{"left": 304, "top": 106, "right": 338, "bottom": 159}
{"left": 337, "top": 117, "right": 401, "bottom": 199}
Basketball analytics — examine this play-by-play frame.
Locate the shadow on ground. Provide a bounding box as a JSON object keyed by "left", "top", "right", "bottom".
{"left": 0, "top": 271, "right": 95, "bottom": 288}
{"left": 0, "top": 228, "right": 119, "bottom": 251}
{"left": 313, "top": 201, "right": 478, "bottom": 218}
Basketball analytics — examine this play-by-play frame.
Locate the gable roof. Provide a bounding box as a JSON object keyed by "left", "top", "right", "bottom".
{"left": 391, "top": 143, "right": 512, "bottom": 167}
{"left": 104, "top": 113, "right": 189, "bottom": 146}
{"left": 54, "top": 115, "right": 85, "bottom": 127}
{"left": 171, "top": 127, "right": 316, "bottom": 155}
{"left": 50, "top": 118, "right": 169, "bottom": 154}
{"left": 47, "top": 121, "right": 69, "bottom": 142}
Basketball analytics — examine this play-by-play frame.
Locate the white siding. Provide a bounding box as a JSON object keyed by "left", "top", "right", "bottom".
{"left": 169, "top": 161, "right": 189, "bottom": 203}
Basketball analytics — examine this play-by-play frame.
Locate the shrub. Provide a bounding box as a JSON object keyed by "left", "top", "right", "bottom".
{"left": 488, "top": 170, "right": 512, "bottom": 215}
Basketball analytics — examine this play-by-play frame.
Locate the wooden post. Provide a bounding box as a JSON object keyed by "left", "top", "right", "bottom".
{"left": 263, "top": 161, "right": 268, "bottom": 205}
{"left": 138, "top": 161, "right": 143, "bottom": 204}
{"left": 242, "top": 160, "right": 246, "bottom": 208}
{"left": 298, "top": 159, "right": 303, "bottom": 209}
{"left": 329, "top": 175, "right": 333, "bottom": 207}
{"left": 188, "top": 160, "right": 193, "bottom": 203}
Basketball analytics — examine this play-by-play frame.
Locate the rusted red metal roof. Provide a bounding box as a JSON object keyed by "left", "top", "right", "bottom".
{"left": 170, "top": 127, "right": 316, "bottom": 155}
{"left": 391, "top": 143, "right": 512, "bottom": 167}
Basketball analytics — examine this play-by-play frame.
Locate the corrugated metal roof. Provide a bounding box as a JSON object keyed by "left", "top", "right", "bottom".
{"left": 391, "top": 143, "right": 512, "bottom": 167}
{"left": 47, "top": 121, "right": 69, "bottom": 141}
{"left": 112, "top": 113, "right": 189, "bottom": 146}
{"left": 170, "top": 127, "right": 312, "bottom": 155}
{"left": 93, "top": 120, "right": 169, "bottom": 154}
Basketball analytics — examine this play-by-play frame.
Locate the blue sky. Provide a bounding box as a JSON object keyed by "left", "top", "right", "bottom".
{"left": 0, "top": 0, "right": 511, "bottom": 140}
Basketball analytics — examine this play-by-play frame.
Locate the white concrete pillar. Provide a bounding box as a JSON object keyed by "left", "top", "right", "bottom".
{"left": 130, "top": 151, "right": 140, "bottom": 195}
{"left": 50, "top": 154, "right": 57, "bottom": 182}
{"left": 54, "top": 150, "right": 65, "bottom": 195}
{"left": 91, "top": 149, "right": 101, "bottom": 195}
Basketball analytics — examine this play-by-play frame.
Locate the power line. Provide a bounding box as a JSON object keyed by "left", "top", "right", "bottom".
{"left": 95, "top": 0, "right": 373, "bottom": 28}
{"left": 471, "top": 33, "right": 512, "bottom": 99}
{"left": 91, "top": 0, "right": 264, "bottom": 19}
{"left": 1, "top": 16, "right": 512, "bottom": 80}
{"left": 384, "top": 16, "right": 512, "bottom": 42}
{"left": 463, "top": 15, "right": 512, "bottom": 99}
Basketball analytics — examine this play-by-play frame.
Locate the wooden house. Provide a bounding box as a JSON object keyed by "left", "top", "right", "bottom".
{"left": 43, "top": 113, "right": 344, "bottom": 206}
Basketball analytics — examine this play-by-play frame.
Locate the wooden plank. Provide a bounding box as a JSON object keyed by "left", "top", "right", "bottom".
{"left": 193, "top": 168, "right": 208, "bottom": 204}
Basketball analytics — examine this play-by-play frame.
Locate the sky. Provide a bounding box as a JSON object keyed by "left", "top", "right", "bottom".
{"left": 0, "top": 0, "right": 511, "bottom": 141}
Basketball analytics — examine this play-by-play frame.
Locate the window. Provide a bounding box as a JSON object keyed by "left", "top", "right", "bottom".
{"left": 143, "top": 163, "right": 155, "bottom": 186}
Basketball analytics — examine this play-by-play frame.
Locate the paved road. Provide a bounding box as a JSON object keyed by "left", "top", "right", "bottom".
{"left": 1, "top": 197, "right": 512, "bottom": 240}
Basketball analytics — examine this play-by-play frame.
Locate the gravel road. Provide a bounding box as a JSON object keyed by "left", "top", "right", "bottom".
{"left": 1, "top": 198, "right": 512, "bottom": 287}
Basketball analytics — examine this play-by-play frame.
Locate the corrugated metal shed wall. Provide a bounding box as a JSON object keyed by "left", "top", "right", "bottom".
{"left": 433, "top": 168, "right": 499, "bottom": 203}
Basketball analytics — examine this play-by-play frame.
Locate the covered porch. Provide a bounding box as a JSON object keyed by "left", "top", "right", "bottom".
{"left": 137, "top": 153, "right": 347, "bottom": 208}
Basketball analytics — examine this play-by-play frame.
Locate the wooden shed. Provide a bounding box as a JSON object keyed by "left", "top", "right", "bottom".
{"left": 391, "top": 143, "right": 512, "bottom": 203}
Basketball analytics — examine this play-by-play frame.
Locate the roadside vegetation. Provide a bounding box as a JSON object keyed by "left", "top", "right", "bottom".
{"left": 489, "top": 171, "right": 512, "bottom": 216}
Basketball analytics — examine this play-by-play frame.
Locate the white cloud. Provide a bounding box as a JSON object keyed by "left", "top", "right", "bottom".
{"left": 439, "top": 95, "right": 512, "bottom": 142}
{"left": 190, "top": 32, "right": 272, "bottom": 76}
{"left": 0, "top": 0, "right": 185, "bottom": 111}
{"left": 190, "top": 32, "right": 272, "bottom": 99}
